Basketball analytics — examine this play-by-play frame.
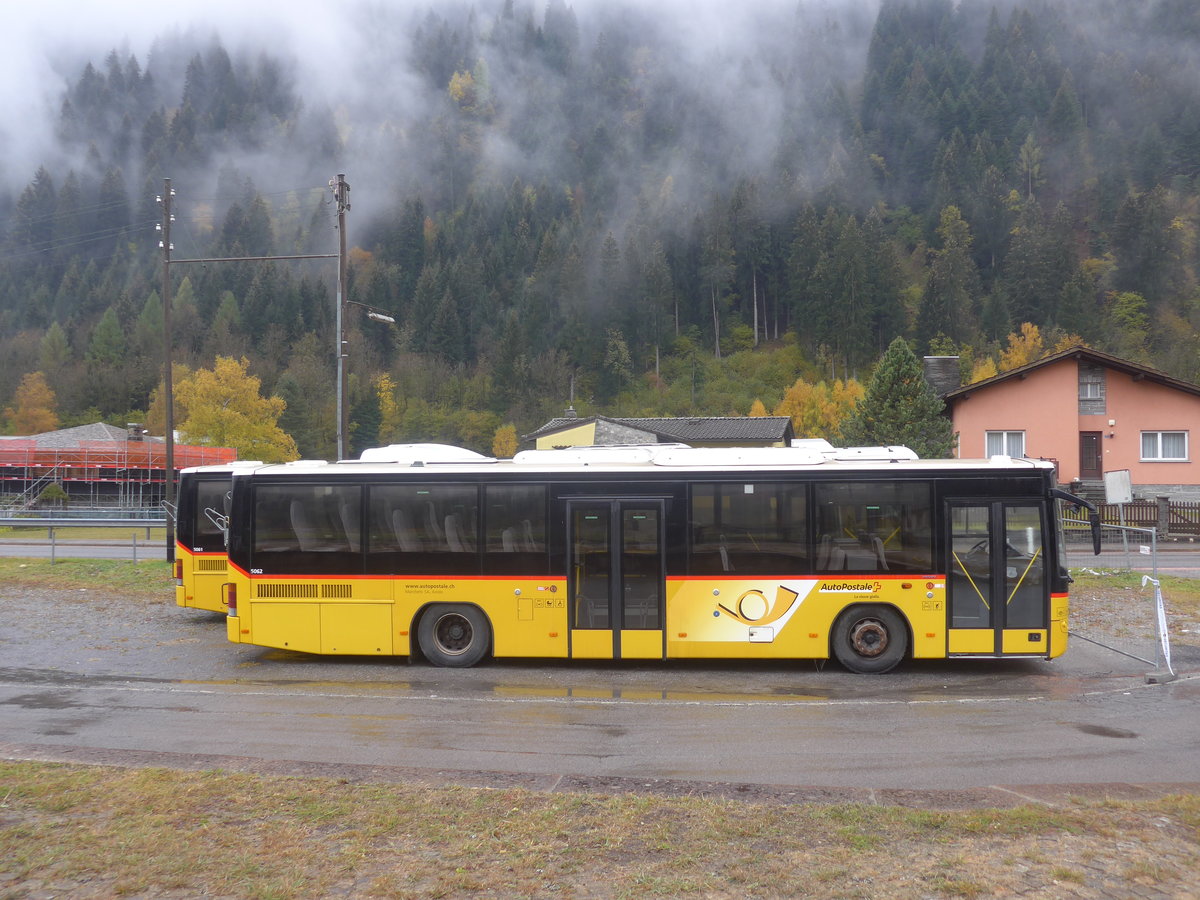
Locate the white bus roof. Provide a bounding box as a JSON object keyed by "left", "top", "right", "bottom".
{"left": 242, "top": 444, "right": 1055, "bottom": 477}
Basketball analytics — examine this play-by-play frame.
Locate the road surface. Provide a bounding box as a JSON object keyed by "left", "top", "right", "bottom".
{"left": 2, "top": 583, "right": 1198, "bottom": 803}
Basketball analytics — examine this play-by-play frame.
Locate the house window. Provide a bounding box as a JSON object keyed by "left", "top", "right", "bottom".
{"left": 1079, "top": 364, "right": 1106, "bottom": 414}
{"left": 986, "top": 431, "right": 1025, "bottom": 457}
{"left": 1141, "top": 431, "right": 1188, "bottom": 461}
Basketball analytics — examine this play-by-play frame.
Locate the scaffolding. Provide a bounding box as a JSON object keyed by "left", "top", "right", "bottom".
{"left": 0, "top": 439, "right": 236, "bottom": 509}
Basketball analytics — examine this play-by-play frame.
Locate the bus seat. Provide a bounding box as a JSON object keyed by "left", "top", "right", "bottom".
{"left": 425, "top": 502, "right": 444, "bottom": 543}
{"left": 522, "top": 519, "right": 539, "bottom": 551}
{"left": 719, "top": 542, "right": 734, "bottom": 572}
{"left": 290, "top": 500, "right": 320, "bottom": 551}
{"left": 445, "top": 514, "right": 473, "bottom": 552}
{"left": 501, "top": 527, "right": 517, "bottom": 552}
{"left": 869, "top": 535, "right": 889, "bottom": 571}
{"left": 445, "top": 515, "right": 463, "bottom": 552}
{"left": 391, "top": 509, "right": 419, "bottom": 552}
{"left": 825, "top": 545, "right": 847, "bottom": 571}
{"left": 339, "top": 501, "right": 360, "bottom": 552}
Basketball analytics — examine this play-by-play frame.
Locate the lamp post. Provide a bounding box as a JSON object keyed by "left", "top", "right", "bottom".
{"left": 331, "top": 174, "right": 350, "bottom": 460}
{"left": 159, "top": 179, "right": 175, "bottom": 561}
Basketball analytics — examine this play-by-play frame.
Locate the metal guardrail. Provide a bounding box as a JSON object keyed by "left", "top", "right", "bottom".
{"left": 0, "top": 508, "right": 165, "bottom": 519}
{"left": 0, "top": 518, "right": 164, "bottom": 528}
{"left": 0, "top": 517, "right": 167, "bottom": 564}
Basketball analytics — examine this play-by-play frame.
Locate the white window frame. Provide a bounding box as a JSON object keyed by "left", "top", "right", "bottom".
{"left": 985, "top": 430, "right": 1026, "bottom": 458}
{"left": 1141, "top": 431, "right": 1188, "bottom": 461}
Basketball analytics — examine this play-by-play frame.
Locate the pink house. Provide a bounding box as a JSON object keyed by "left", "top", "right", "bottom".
{"left": 940, "top": 347, "right": 1200, "bottom": 498}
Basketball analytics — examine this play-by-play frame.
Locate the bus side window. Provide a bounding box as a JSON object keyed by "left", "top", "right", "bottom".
{"left": 484, "top": 484, "right": 548, "bottom": 575}
{"left": 814, "top": 481, "right": 932, "bottom": 574}
{"left": 689, "top": 483, "right": 807, "bottom": 575}
{"left": 367, "top": 484, "right": 481, "bottom": 575}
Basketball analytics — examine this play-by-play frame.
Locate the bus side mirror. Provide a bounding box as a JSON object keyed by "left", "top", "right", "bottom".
{"left": 1089, "top": 510, "right": 1102, "bottom": 555}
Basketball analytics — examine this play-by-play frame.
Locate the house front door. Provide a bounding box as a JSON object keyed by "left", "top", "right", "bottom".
{"left": 1079, "top": 432, "right": 1102, "bottom": 480}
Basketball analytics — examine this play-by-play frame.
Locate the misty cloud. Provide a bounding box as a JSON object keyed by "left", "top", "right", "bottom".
{"left": 3, "top": 0, "right": 883, "bottom": 234}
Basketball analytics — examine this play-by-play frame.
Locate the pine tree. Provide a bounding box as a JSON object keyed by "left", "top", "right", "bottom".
{"left": 840, "top": 337, "right": 955, "bottom": 458}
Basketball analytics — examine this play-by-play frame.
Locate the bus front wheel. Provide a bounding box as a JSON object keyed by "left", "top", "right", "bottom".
{"left": 418, "top": 604, "right": 491, "bottom": 667}
{"left": 831, "top": 605, "right": 908, "bottom": 674}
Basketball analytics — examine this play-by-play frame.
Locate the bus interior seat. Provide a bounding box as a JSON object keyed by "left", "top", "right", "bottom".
{"left": 445, "top": 514, "right": 473, "bottom": 552}
{"left": 719, "top": 541, "right": 733, "bottom": 572}
{"left": 391, "top": 509, "right": 419, "bottom": 552}
{"left": 522, "top": 519, "right": 539, "bottom": 552}
{"left": 290, "top": 500, "right": 321, "bottom": 551}
{"left": 868, "top": 535, "right": 889, "bottom": 570}
{"left": 501, "top": 526, "right": 518, "bottom": 552}
{"left": 824, "top": 544, "right": 848, "bottom": 571}
{"left": 424, "top": 502, "right": 444, "bottom": 544}
{"left": 339, "top": 501, "right": 360, "bottom": 552}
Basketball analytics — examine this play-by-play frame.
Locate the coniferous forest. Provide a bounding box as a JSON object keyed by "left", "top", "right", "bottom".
{"left": 3, "top": 0, "right": 1200, "bottom": 458}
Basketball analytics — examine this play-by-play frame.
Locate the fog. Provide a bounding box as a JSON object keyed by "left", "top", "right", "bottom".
{"left": 2, "top": 0, "right": 883, "bottom": 235}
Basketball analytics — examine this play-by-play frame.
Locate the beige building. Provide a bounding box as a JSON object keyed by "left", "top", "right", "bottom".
{"left": 523, "top": 410, "right": 795, "bottom": 450}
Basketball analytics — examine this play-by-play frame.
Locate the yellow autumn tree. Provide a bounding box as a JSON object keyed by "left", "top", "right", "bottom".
{"left": 175, "top": 357, "right": 298, "bottom": 462}
{"left": 448, "top": 70, "right": 478, "bottom": 109}
{"left": 492, "top": 424, "right": 519, "bottom": 458}
{"left": 5, "top": 371, "right": 58, "bottom": 434}
{"left": 970, "top": 357, "right": 999, "bottom": 383}
{"left": 998, "top": 322, "right": 1045, "bottom": 371}
{"left": 748, "top": 398, "right": 768, "bottom": 416}
{"left": 375, "top": 372, "right": 402, "bottom": 443}
{"left": 1053, "top": 334, "right": 1087, "bottom": 353}
{"left": 144, "top": 362, "right": 192, "bottom": 435}
{"left": 774, "top": 378, "right": 863, "bottom": 439}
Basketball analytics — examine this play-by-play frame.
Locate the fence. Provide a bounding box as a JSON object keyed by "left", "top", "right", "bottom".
{"left": 0, "top": 517, "right": 166, "bottom": 564}
{"left": 1064, "top": 522, "right": 1176, "bottom": 682}
{"left": 1064, "top": 497, "right": 1200, "bottom": 536}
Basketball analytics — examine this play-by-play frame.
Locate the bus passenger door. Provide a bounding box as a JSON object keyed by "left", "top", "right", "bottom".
{"left": 568, "top": 501, "right": 665, "bottom": 660}
{"left": 947, "top": 502, "right": 1049, "bottom": 656}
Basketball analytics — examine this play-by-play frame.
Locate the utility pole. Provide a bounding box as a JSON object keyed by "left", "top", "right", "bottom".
{"left": 159, "top": 179, "right": 175, "bottom": 561}
{"left": 331, "top": 174, "right": 351, "bottom": 460}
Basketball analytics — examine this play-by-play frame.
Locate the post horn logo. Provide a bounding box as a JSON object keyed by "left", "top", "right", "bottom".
{"left": 717, "top": 585, "right": 800, "bottom": 626}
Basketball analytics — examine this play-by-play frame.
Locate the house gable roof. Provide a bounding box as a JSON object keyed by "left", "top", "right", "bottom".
{"left": 524, "top": 415, "right": 794, "bottom": 444}
{"left": 28, "top": 422, "right": 134, "bottom": 447}
{"left": 942, "top": 346, "right": 1200, "bottom": 404}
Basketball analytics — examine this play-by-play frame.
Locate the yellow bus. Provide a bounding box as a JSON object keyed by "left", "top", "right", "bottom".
{"left": 174, "top": 462, "right": 261, "bottom": 612}
{"left": 222, "top": 443, "right": 1100, "bottom": 673}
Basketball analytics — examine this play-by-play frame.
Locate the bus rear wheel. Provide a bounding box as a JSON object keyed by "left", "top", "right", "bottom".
{"left": 418, "top": 604, "right": 491, "bottom": 667}
{"left": 831, "top": 605, "right": 908, "bottom": 674}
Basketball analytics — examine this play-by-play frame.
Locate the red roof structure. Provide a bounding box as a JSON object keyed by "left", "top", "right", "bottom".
{"left": 0, "top": 423, "right": 235, "bottom": 508}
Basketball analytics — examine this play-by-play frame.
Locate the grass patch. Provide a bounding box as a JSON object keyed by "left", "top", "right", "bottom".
{"left": 1071, "top": 568, "right": 1200, "bottom": 638}
{"left": 0, "top": 524, "right": 166, "bottom": 540}
{"left": 0, "top": 557, "right": 172, "bottom": 599}
{"left": 1, "top": 762, "right": 1196, "bottom": 899}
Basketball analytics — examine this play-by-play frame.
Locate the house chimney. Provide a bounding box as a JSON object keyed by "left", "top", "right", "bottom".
{"left": 564, "top": 405, "right": 577, "bottom": 419}
{"left": 126, "top": 423, "right": 146, "bottom": 442}
{"left": 922, "top": 357, "right": 961, "bottom": 397}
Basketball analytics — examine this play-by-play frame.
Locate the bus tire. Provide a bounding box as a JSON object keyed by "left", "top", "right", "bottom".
{"left": 418, "top": 604, "right": 491, "bottom": 667}
{"left": 831, "top": 604, "right": 908, "bottom": 674}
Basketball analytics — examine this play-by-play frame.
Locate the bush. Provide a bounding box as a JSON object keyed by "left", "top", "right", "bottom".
{"left": 36, "top": 483, "right": 68, "bottom": 507}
